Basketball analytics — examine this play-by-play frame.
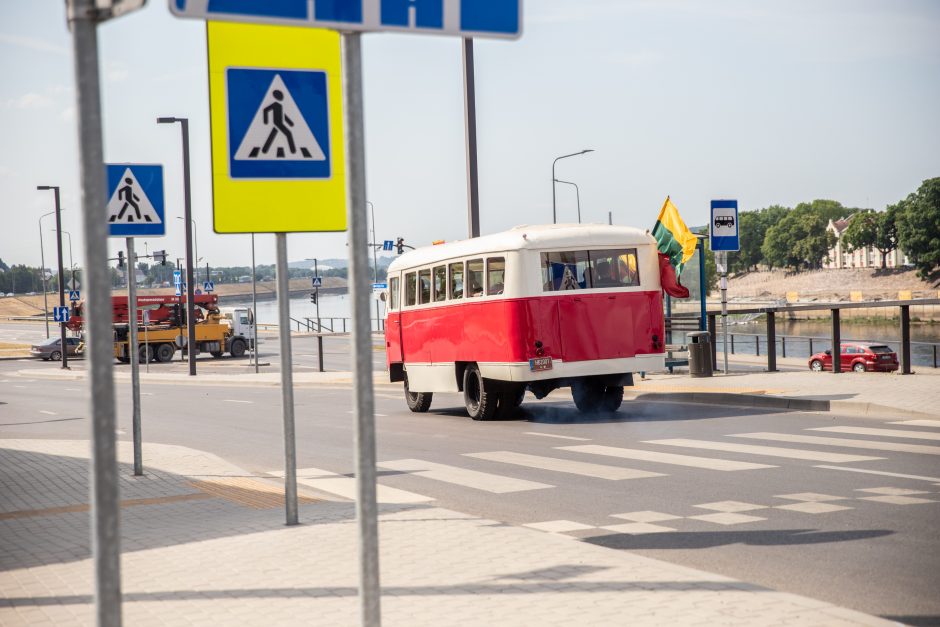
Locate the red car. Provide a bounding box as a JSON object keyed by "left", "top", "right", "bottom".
{"left": 808, "top": 343, "right": 899, "bottom": 373}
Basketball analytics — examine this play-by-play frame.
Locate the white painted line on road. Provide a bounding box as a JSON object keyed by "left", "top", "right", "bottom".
{"left": 648, "top": 438, "right": 883, "bottom": 463}
{"left": 524, "top": 432, "right": 591, "bottom": 442}
{"left": 856, "top": 487, "right": 929, "bottom": 496}
{"left": 601, "top": 522, "right": 676, "bottom": 534}
{"left": 141, "top": 392, "right": 154, "bottom": 396}
{"left": 889, "top": 420, "right": 940, "bottom": 429}
{"left": 38, "top": 410, "right": 57, "bottom": 416}
{"left": 687, "top": 513, "right": 766, "bottom": 525}
{"left": 858, "top": 495, "right": 937, "bottom": 505}
{"left": 464, "top": 451, "right": 665, "bottom": 481}
{"left": 524, "top": 520, "right": 596, "bottom": 533}
{"left": 611, "top": 511, "right": 681, "bottom": 523}
{"left": 774, "top": 502, "right": 852, "bottom": 514}
{"left": 693, "top": 500, "right": 767, "bottom": 513}
{"left": 559, "top": 445, "right": 775, "bottom": 471}
{"left": 378, "top": 459, "right": 553, "bottom": 493}
{"left": 223, "top": 399, "right": 253, "bottom": 404}
{"left": 115, "top": 430, "right": 125, "bottom": 435}
{"left": 814, "top": 465, "right": 940, "bottom": 483}
{"left": 14, "top": 385, "right": 28, "bottom": 388}
{"left": 809, "top": 426, "right": 940, "bottom": 441}
{"left": 346, "top": 410, "right": 388, "bottom": 417}
{"left": 733, "top": 432, "right": 940, "bottom": 456}
{"left": 267, "top": 467, "right": 434, "bottom": 504}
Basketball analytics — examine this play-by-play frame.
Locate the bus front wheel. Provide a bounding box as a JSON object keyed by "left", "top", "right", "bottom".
{"left": 404, "top": 374, "right": 432, "bottom": 413}
{"left": 463, "top": 364, "right": 498, "bottom": 421}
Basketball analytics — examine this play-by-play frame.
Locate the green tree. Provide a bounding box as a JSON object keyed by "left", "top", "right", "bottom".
{"left": 841, "top": 207, "right": 899, "bottom": 269}
{"left": 895, "top": 177, "right": 940, "bottom": 280}
{"left": 730, "top": 205, "right": 789, "bottom": 273}
{"left": 762, "top": 206, "right": 833, "bottom": 270}
{"left": 793, "top": 199, "right": 859, "bottom": 223}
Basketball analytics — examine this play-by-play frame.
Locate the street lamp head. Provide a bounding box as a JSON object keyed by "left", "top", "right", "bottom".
{"left": 36, "top": 185, "right": 55, "bottom": 191}
{"left": 156, "top": 117, "right": 177, "bottom": 124}
{"left": 581, "top": 149, "right": 594, "bottom": 154}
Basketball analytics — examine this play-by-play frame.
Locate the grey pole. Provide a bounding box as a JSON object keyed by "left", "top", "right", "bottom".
{"left": 36, "top": 186, "right": 70, "bottom": 369}
{"left": 462, "top": 37, "right": 480, "bottom": 238}
{"left": 718, "top": 251, "right": 729, "bottom": 374}
{"left": 551, "top": 150, "right": 593, "bottom": 224}
{"left": 342, "top": 31, "right": 382, "bottom": 627}
{"left": 158, "top": 117, "right": 197, "bottom": 376}
{"left": 126, "top": 238, "right": 142, "bottom": 476}
{"left": 275, "top": 233, "right": 298, "bottom": 525}
{"left": 251, "top": 233, "right": 259, "bottom": 373}
{"left": 38, "top": 212, "right": 53, "bottom": 338}
{"left": 368, "top": 201, "right": 380, "bottom": 330}
{"left": 608, "top": 211, "right": 612, "bottom": 225}
{"left": 553, "top": 179, "right": 581, "bottom": 224}
{"left": 68, "top": 0, "right": 122, "bottom": 623}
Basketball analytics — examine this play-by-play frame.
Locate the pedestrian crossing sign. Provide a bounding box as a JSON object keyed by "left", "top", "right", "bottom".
{"left": 208, "top": 22, "right": 346, "bottom": 233}
{"left": 105, "top": 164, "right": 165, "bottom": 237}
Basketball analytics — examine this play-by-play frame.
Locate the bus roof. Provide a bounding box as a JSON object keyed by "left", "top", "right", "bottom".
{"left": 388, "top": 224, "right": 655, "bottom": 272}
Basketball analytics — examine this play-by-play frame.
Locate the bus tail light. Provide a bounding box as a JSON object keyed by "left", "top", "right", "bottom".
{"left": 534, "top": 340, "right": 544, "bottom": 357}
{"left": 651, "top": 334, "right": 662, "bottom": 350}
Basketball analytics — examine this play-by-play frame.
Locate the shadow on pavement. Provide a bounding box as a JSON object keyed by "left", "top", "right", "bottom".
{"left": 584, "top": 528, "right": 893, "bottom": 551}
{"left": 880, "top": 616, "right": 940, "bottom": 627}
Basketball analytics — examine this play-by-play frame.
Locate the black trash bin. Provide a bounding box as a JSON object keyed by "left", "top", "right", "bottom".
{"left": 688, "top": 331, "right": 713, "bottom": 378}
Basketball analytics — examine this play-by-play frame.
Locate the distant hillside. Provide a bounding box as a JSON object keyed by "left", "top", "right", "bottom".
{"left": 288, "top": 255, "right": 395, "bottom": 270}
{"left": 726, "top": 268, "right": 938, "bottom": 301}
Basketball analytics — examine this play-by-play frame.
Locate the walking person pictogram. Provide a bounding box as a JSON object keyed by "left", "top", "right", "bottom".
{"left": 111, "top": 178, "right": 150, "bottom": 223}
{"left": 256, "top": 90, "right": 299, "bottom": 158}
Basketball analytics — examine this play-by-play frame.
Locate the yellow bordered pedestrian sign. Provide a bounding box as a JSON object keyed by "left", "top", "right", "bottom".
{"left": 207, "top": 22, "right": 346, "bottom": 233}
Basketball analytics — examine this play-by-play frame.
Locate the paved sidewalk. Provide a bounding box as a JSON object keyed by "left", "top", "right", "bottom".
{"left": 0, "top": 439, "right": 895, "bottom": 626}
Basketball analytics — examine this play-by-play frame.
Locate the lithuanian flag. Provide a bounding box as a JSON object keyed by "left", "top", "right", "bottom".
{"left": 651, "top": 196, "right": 698, "bottom": 276}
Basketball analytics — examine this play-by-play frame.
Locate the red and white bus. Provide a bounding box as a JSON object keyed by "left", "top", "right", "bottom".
{"left": 384, "top": 224, "right": 682, "bottom": 420}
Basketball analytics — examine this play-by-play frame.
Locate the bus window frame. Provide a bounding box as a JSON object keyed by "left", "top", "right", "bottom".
{"left": 418, "top": 268, "right": 432, "bottom": 305}
{"left": 432, "top": 265, "right": 447, "bottom": 302}
{"left": 449, "top": 261, "right": 464, "bottom": 300}
{"left": 486, "top": 257, "right": 506, "bottom": 296}
{"left": 389, "top": 276, "right": 400, "bottom": 310}
{"left": 467, "top": 258, "right": 484, "bottom": 298}
{"left": 404, "top": 272, "right": 417, "bottom": 307}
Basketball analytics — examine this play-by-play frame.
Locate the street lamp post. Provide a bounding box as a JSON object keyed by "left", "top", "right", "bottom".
{"left": 553, "top": 179, "right": 581, "bottom": 224}
{"left": 38, "top": 211, "right": 54, "bottom": 338}
{"left": 37, "top": 186, "right": 68, "bottom": 369}
{"left": 158, "top": 116, "right": 197, "bottom": 376}
{"left": 367, "top": 201, "right": 380, "bottom": 331}
{"left": 176, "top": 216, "right": 199, "bottom": 279}
{"left": 552, "top": 150, "right": 593, "bottom": 224}
{"left": 52, "top": 229, "right": 75, "bottom": 279}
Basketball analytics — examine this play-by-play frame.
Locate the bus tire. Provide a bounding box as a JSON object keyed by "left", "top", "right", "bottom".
{"left": 404, "top": 374, "right": 432, "bottom": 413}
{"left": 464, "top": 364, "right": 497, "bottom": 421}
{"left": 600, "top": 385, "right": 624, "bottom": 412}
{"left": 496, "top": 384, "right": 525, "bottom": 419}
{"left": 572, "top": 379, "right": 604, "bottom": 413}
{"left": 156, "top": 343, "right": 175, "bottom": 363}
{"left": 230, "top": 338, "right": 247, "bottom": 358}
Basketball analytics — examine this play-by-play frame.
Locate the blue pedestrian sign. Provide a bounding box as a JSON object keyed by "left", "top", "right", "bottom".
{"left": 53, "top": 306, "right": 70, "bottom": 323}
{"left": 227, "top": 69, "right": 331, "bottom": 180}
{"left": 204, "top": 281, "right": 215, "bottom": 292}
{"left": 105, "top": 164, "right": 165, "bottom": 237}
{"left": 175, "top": 283, "right": 186, "bottom": 297}
{"left": 171, "top": 0, "right": 523, "bottom": 40}
{"left": 383, "top": 240, "right": 394, "bottom": 251}
{"left": 311, "top": 276, "right": 323, "bottom": 288}
{"left": 710, "top": 200, "right": 740, "bottom": 252}
{"left": 173, "top": 271, "right": 182, "bottom": 286}
{"left": 68, "top": 290, "right": 80, "bottom": 301}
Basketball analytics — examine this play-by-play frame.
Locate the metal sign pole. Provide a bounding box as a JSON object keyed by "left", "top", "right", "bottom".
{"left": 144, "top": 312, "right": 149, "bottom": 374}
{"left": 719, "top": 251, "right": 729, "bottom": 374}
{"left": 181, "top": 120, "right": 197, "bottom": 377}
{"left": 53, "top": 187, "right": 69, "bottom": 369}
{"left": 342, "top": 31, "right": 382, "bottom": 627}
{"left": 251, "top": 233, "right": 259, "bottom": 373}
{"left": 126, "top": 238, "right": 142, "bottom": 476}
{"left": 462, "top": 37, "right": 480, "bottom": 239}
{"left": 275, "top": 233, "right": 298, "bottom": 525}
{"left": 68, "top": 0, "right": 122, "bottom": 623}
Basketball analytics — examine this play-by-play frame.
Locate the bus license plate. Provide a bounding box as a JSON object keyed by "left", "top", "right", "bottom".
{"left": 529, "top": 356, "right": 553, "bottom": 372}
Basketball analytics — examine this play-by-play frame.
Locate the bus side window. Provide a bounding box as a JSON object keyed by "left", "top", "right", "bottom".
{"left": 618, "top": 250, "right": 640, "bottom": 286}
{"left": 467, "top": 259, "right": 484, "bottom": 297}
{"left": 432, "top": 266, "right": 447, "bottom": 302}
{"left": 404, "top": 272, "right": 416, "bottom": 307}
{"left": 449, "top": 262, "right": 464, "bottom": 300}
{"left": 418, "top": 268, "right": 431, "bottom": 304}
{"left": 487, "top": 257, "right": 505, "bottom": 295}
{"left": 390, "top": 276, "right": 400, "bottom": 310}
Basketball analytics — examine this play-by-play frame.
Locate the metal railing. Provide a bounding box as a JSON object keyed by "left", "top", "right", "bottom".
{"left": 287, "top": 316, "right": 385, "bottom": 334}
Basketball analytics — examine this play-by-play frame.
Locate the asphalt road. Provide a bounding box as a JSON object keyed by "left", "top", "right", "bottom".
{"left": 2, "top": 355, "right": 938, "bottom": 626}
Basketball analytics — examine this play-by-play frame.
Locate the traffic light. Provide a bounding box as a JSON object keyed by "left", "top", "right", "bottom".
{"left": 153, "top": 250, "right": 167, "bottom": 266}
{"left": 396, "top": 237, "right": 405, "bottom": 254}
{"left": 310, "top": 291, "right": 318, "bottom": 304}
{"left": 117, "top": 251, "right": 125, "bottom": 269}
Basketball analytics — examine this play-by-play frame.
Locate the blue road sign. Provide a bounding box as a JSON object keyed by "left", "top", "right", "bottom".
{"left": 173, "top": 271, "right": 182, "bottom": 285}
{"left": 53, "top": 306, "right": 70, "bottom": 323}
{"left": 204, "top": 281, "right": 215, "bottom": 292}
{"left": 311, "top": 276, "right": 323, "bottom": 288}
{"left": 227, "top": 68, "right": 331, "bottom": 180}
{"left": 383, "top": 240, "right": 394, "bottom": 251}
{"left": 171, "top": 0, "right": 523, "bottom": 39}
{"left": 175, "top": 282, "right": 186, "bottom": 297}
{"left": 68, "top": 290, "right": 80, "bottom": 301}
{"left": 372, "top": 282, "right": 387, "bottom": 290}
{"left": 710, "top": 199, "right": 740, "bottom": 252}
{"left": 106, "top": 164, "right": 165, "bottom": 237}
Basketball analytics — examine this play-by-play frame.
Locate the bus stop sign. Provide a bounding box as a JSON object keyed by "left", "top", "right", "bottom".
{"left": 710, "top": 199, "right": 739, "bottom": 252}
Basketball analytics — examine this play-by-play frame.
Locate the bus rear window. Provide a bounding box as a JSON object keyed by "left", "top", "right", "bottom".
{"left": 433, "top": 266, "right": 446, "bottom": 302}
{"left": 390, "top": 276, "right": 400, "bottom": 310}
{"left": 541, "top": 249, "right": 639, "bottom": 291}
{"left": 487, "top": 258, "right": 505, "bottom": 295}
{"left": 404, "top": 272, "right": 416, "bottom": 307}
{"left": 418, "top": 269, "right": 431, "bottom": 304}
{"left": 541, "top": 251, "right": 590, "bottom": 290}
{"left": 467, "top": 259, "right": 484, "bottom": 297}
{"left": 449, "top": 262, "right": 464, "bottom": 299}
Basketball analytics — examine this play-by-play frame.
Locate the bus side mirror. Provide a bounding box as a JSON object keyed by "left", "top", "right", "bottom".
{"left": 379, "top": 292, "right": 387, "bottom": 302}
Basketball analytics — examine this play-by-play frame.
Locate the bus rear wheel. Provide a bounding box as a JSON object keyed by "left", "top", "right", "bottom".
{"left": 573, "top": 380, "right": 623, "bottom": 413}
{"left": 404, "top": 374, "right": 432, "bottom": 413}
{"left": 464, "top": 364, "right": 498, "bottom": 421}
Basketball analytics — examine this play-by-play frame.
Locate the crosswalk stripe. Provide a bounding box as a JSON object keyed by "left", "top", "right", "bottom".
{"left": 464, "top": 451, "right": 665, "bottom": 480}
{"left": 814, "top": 465, "right": 940, "bottom": 483}
{"left": 733, "top": 432, "right": 940, "bottom": 456}
{"left": 378, "top": 459, "right": 553, "bottom": 493}
{"left": 888, "top": 420, "right": 940, "bottom": 429}
{"left": 524, "top": 432, "right": 591, "bottom": 442}
{"left": 809, "top": 426, "right": 940, "bottom": 441}
{"left": 646, "top": 439, "right": 882, "bottom": 463}
{"left": 558, "top": 445, "right": 775, "bottom": 471}
{"left": 267, "top": 467, "right": 434, "bottom": 504}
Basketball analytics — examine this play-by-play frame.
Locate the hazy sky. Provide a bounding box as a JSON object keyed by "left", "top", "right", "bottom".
{"left": 2, "top": 0, "right": 938, "bottom": 271}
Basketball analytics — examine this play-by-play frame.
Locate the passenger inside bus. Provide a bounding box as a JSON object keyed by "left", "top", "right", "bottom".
{"left": 467, "top": 259, "right": 484, "bottom": 297}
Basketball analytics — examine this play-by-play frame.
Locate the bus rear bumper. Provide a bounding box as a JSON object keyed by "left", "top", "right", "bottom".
{"left": 479, "top": 354, "right": 665, "bottom": 382}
